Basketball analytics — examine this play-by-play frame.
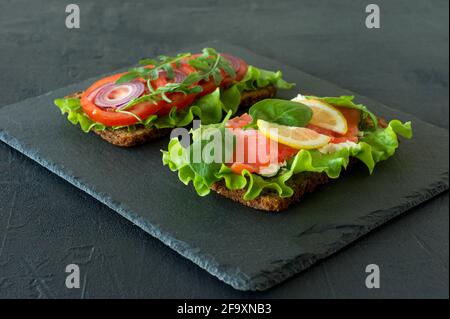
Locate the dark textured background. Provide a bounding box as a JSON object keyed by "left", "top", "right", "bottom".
{"left": 0, "top": 0, "right": 448, "bottom": 298}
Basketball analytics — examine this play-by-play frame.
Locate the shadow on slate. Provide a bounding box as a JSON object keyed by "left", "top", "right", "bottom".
{"left": 0, "top": 41, "right": 448, "bottom": 291}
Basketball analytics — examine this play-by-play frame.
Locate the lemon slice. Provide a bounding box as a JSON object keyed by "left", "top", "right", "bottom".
{"left": 292, "top": 98, "right": 348, "bottom": 134}
{"left": 257, "top": 119, "right": 331, "bottom": 149}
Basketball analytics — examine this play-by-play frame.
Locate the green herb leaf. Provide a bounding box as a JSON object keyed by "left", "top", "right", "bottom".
{"left": 149, "top": 68, "right": 159, "bottom": 80}
{"left": 139, "top": 58, "right": 157, "bottom": 66}
{"left": 183, "top": 72, "right": 203, "bottom": 86}
{"left": 116, "top": 71, "right": 141, "bottom": 84}
{"left": 162, "top": 63, "right": 174, "bottom": 80}
{"left": 128, "top": 67, "right": 151, "bottom": 76}
{"left": 202, "top": 47, "right": 217, "bottom": 57}
{"left": 218, "top": 56, "right": 236, "bottom": 78}
{"left": 188, "top": 59, "right": 210, "bottom": 71}
{"left": 54, "top": 50, "right": 296, "bottom": 134}
{"left": 189, "top": 85, "right": 203, "bottom": 94}
{"left": 211, "top": 69, "right": 222, "bottom": 85}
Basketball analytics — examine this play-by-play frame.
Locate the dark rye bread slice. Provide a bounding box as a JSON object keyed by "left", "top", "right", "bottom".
{"left": 211, "top": 117, "right": 388, "bottom": 212}
{"left": 65, "top": 85, "right": 276, "bottom": 147}
{"left": 211, "top": 159, "right": 363, "bottom": 212}
{"left": 211, "top": 171, "right": 330, "bottom": 212}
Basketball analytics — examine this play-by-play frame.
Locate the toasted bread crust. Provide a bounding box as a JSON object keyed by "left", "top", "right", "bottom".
{"left": 66, "top": 91, "right": 84, "bottom": 99}
{"left": 65, "top": 85, "right": 276, "bottom": 147}
{"left": 239, "top": 85, "right": 277, "bottom": 108}
{"left": 211, "top": 172, "right": 330, "bottom": 212}
{"left": 93, "top": 127, "right": 172, "bottom": 147}
{"left": 209, "top": 121, "right": 387, "bottom": 213}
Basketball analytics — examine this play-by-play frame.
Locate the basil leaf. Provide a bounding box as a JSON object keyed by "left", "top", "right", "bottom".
{"left": 247, "top": 99, "right": 312, "bottom": 128}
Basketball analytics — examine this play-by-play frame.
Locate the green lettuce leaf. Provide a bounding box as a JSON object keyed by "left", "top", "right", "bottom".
{"left": 220, "top": 85, "right": 241, "bottom": 114}
{"left": 54, "top": 98, "right": 106, "bottom": 133}
{"left": 237, "top": 66, "right": 294, "bottom": 91}
{"left": 358, "top": 119, "right": 412, "bottom": 163}
{"left": 162, "top": 120, "right": 413, "bottom": 200}
{"left": 151, "top": 87, "right": 224, "bottom": 128}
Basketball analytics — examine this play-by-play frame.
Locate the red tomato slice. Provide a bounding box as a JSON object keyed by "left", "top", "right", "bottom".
{"left": 220, "top": 53, "right": 248, "bottom": 86}
{"left": 197, "top": 79, "right": 218, "bottom": 97}
{"left": 151, "top": 64, "right": 197, "bottom": 89}
{"left": 156, "top": 93, "right": 196, "bottom": 116}
{"left": 182, "top": 52, "right": 248, "bottom": 82}
{"left": 80, "top": 52, "right": 250, "bottom": 126}
{"left": 149, "top": 64, "right": 198, "bottom": 115}
{"left": 180, "top": 54, "right": 219, "bottom": 97}
{"left": 235, "top": 57, "right": 248, "bottom": 82}
{"left": 80, "top": 73, "right": 162, "bottom": 127}
{"left": 182, "top": 52, "right": 249, "bottom": 91}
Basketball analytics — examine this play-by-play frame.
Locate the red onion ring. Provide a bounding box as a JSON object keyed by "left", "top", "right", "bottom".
{"left": 158, "top": 69, "right": 187, "bottom": 83}
{"left": 94, "top": 81, "right": 145, "bottom": 109}
{"left": 220, "top": 53, "right": 241, "bottom": 73}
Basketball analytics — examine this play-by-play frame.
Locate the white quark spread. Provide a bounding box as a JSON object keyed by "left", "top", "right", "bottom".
{"left": 292, "top": 92, "right": 361, "bottom": 154}
{"left": 291, "top": 93, "right": 307, "bottom": 102}
{"left": 257, "top": 142, "right": 360, "bottom": 178}
{"left": 259, "top": 161, "right": 287, "bottom": 177}
{"left": 318, "top": 141, "right": 359, "bottom": 154}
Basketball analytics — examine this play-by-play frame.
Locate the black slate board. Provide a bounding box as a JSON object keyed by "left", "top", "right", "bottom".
{"left": 0, "top": 41, "right": 448, "bottom": 291}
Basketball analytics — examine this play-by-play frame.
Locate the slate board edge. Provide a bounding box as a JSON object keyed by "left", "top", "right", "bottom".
{"left": 1, "top": 129, "right": 448, "bottom": 291}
